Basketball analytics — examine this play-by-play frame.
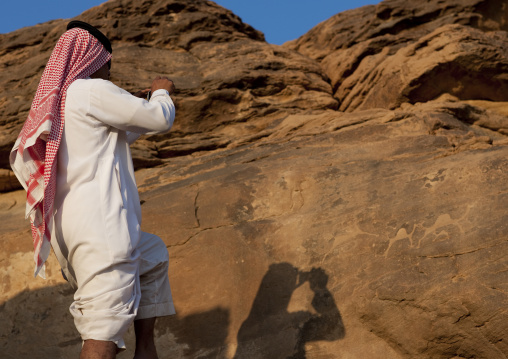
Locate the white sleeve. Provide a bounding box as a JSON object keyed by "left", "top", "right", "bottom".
{"left": 88, "top": 79, "right": 175, "bottom": 135}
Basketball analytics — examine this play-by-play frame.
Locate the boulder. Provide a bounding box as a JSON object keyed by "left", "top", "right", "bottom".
{"left": 287, "top": 0, "right": 508, "bottom": 59}
{"left": 286, "top": 0, "right": 508, "bottom": 111}
{"left": 329, "top": 24, "right": 508, "bottom": 111}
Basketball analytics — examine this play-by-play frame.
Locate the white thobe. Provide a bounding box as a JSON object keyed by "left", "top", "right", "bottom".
{"left": 50, "top": 78, "right": 175, "bottom": 347}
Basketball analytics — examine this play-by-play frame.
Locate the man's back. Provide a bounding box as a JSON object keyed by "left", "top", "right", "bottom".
{"left": 52, "top": 76, "right": 175, "bottom": 287}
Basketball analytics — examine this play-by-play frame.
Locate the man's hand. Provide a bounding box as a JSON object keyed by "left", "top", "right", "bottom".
{"left": 151, "top": 76, "right": 175, "bottom": 96}
{"left": 308, "top": 267, "right": 328, "bottom": 291}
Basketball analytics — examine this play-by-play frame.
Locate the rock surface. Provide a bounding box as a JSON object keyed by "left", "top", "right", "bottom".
{"left": 1, "top": 0, "right": 508, "bottom": 358}
{"left": 0, "top": 0, "right": 336, "bottom": 175}
{"left": 286, "top": 0, "right": 508, "bottom": 111}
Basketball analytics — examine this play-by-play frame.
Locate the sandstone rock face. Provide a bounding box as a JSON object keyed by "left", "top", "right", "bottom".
{"left": 324, "top": 24, "right": 508, "bottom": 111}
{"left": 1, "top": 0, "right": 508, "bottom": 358}
{"left": 286, "top": 0, "right": 508, "bottom": 111}
{"left": 0, "top": 0, "right": 336, "bottom": 175}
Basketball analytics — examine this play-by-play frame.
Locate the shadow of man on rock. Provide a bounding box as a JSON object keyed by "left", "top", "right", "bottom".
{"left": 156, "top": 306, "right": 230, "bottom": 358}
{"left": 234, "top": 262, "right": 345, "bottom": 359}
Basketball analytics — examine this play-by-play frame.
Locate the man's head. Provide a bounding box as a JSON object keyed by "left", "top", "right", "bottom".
{"left": 66, "top": 20, "right": 112, "bottom": 80}
{"left": 66, "top": 20, "right": 112, "bottom": 53}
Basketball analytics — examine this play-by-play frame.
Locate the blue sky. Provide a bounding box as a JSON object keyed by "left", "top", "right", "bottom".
{"left": 1, "top": 0, "right": 381, "bottom": 44}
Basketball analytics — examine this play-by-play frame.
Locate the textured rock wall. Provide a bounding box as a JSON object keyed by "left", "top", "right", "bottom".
{"left": 1, "top": 0, "right": 508, "bottom": 358}
{"left": 286, "top": 0, "right": 508, "bottom": 111}
{"left": 0, "top": 0, "right": 336, "bottom": 180}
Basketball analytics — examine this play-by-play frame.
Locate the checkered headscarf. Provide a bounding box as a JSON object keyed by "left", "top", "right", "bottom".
{"left": 10, "top": 26, "right": 112, "bottom": 278}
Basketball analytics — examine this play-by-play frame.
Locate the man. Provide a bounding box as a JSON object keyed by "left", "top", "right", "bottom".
{"left": 10, "top": 21, "right": 176, "bottom": 359}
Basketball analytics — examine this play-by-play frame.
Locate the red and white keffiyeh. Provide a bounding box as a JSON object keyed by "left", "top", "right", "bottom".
{"left": 10, "top": 27, "right": 112, "bottom": 278}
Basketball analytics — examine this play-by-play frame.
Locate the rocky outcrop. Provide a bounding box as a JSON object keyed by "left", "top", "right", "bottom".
{"left": 1, "top": 0, "right": 508, "bottom": 358}
{"left": 0, "top": 0, "right": 336, "bottom": 179}
{"left": 286, "top": 0, "right": 508, "bottom": 111}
